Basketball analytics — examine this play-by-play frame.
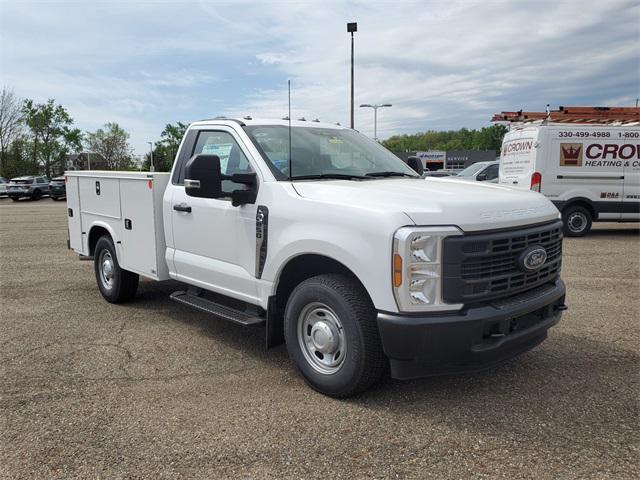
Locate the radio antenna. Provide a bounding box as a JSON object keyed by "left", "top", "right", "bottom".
{"left": 288, "top": 79, "right": 292, "bottom": 180}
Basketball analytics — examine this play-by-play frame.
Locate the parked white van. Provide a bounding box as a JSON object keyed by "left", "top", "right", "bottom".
{"left": 499, "top": 124, "right": 640, "bottom": 236}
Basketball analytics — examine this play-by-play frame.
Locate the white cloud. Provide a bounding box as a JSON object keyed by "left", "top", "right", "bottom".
{"left": 1, "top": 0, "right": 638, "bottom": 152}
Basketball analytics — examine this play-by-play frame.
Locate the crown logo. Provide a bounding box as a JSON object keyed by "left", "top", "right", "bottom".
{"left": 560, "top": 143, "right": 583, "bottom": 166}
{"left": 561, "top": 145, "right": 581, "bottom": 159}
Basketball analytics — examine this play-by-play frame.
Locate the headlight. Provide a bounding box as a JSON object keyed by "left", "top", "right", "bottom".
{"left": 392, "top": 226, "right": 463, "bottom": 312}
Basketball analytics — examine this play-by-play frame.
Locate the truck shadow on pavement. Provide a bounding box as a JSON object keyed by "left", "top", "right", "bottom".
{"left": 588, "top": 226, "right": 639, "bottom": 237}
{"left": 130, "top": 279, "right": 637, "bottom": 404}
{"left": 84, "top": 278, "right": 638, "bottom": 470}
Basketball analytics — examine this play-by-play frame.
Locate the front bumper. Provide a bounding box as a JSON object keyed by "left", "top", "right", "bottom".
{"left": 377, "top": 278, "right": 566, "bottom": 379}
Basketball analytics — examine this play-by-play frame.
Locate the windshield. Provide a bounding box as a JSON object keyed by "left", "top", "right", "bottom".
{"left": 456, "top": 163, "right": 487, "bottom": 177}
{"left": 243, "top": 125, "right": 418, "bottom": 180}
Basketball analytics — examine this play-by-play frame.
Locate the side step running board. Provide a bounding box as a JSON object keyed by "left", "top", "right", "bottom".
{"left": 170, "top": 290, "right": 265, "bottom": 327}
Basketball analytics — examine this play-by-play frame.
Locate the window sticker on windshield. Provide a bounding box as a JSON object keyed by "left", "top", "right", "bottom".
{"left": 328, "top": 137, "right": 343, "bottom": 144}
{"left": 201, "top": 143, "right": 233, "bottom": 172}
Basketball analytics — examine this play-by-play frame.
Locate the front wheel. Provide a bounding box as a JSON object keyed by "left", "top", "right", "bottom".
{"left": 562, "top": 205, "right": 592, "bottom": 237}
{"left": 284, "top": 274, "right": 386, "bottom": 397}
{"left": 31, "top": 189, "right": 42, "bottom": 200}
{"left": 94, "top": 235, "right": 139, "bottom": 303}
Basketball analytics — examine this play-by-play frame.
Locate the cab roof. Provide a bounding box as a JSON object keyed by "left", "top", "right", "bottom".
{"left": 190, "top": 117, "right": 346, "bottom": 130}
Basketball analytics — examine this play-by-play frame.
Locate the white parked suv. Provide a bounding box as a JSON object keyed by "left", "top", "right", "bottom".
{"left": 66, "top": 118, "right": 567, "bottom": 397}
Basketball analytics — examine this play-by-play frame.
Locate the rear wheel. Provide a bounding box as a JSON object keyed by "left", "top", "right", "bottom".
{"left": 11, "top": 197, "right": 19, "bottom": 202}
{"left": 562, "top": 205, "right": 592, "bottom": 237}
{"left": 284, "top": 274, "right": 386, "bottom": 397}
{"left": 31, "top": 189, "right": 42, "bottom": 200}
{"left": 94, "top": 235, "right": 139, "bottom": 303}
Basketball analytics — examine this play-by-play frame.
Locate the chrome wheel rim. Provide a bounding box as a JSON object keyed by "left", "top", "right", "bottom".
{"left": 99, "top": 250, "right": 115, "bottom": 290}
{"left": 297, "top": 302, "right": 346, "bottom": 374}
{"left": 568, "top": 212, "right": 587, "bottom": 233}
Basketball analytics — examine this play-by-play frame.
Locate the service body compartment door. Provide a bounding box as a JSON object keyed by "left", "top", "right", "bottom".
{"left": 119, "top": 179, "right": 159, "bottom": 278}
{"left": 66, "top": 176, "right": 84, "bottom": 253}
{"left": 78, "top": 176, "right": 121, "bottom": 219}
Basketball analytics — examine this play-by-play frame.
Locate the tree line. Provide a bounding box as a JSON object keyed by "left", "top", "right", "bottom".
{"left": 382, "top": 124, "right": 508, "bottom": 153}
{"left": 0, "top": 85, "right": 508, "bottom": 179}
{"left": 0, "top": 86, "right": 187, "bottom": 179}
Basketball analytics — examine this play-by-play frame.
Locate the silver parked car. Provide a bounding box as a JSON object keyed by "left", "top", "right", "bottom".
{"left": 7, "top": 176, "right": 50, "bottom": 201}
{"left": 454, "top": 160, "right": 500, "bottom": 183}
{"left": 0, "top": 177, "right": 8, "bottom": 196}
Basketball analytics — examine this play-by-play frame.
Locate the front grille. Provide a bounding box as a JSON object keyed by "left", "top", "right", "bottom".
{"left": 442, "top": 221, "right": 563, "bottom": 304}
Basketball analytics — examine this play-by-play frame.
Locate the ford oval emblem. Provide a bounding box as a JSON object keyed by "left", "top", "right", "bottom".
{"left": 518, "top": 246, "right": 547, "bottom": 273}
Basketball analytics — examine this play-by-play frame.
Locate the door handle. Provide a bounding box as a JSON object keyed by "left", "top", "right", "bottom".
{"left": 173, "top": 203, "right": 192, "bottom": 213}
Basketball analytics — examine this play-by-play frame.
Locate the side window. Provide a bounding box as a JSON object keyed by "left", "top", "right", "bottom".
{"left": 189, "top": 130, "right": 254, "bottom": 194}
{"left": 192, "top": 131, "right": 252, "bottom": 175}
{"left": 483, "top": 164, "right": 499, "bottom": 180}
{"left": 37, "top": 177, "right": 44, "bottom": 184}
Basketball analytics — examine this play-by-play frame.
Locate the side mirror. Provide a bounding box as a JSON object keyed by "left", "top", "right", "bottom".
{"left": 184, "top": 153, "right": 258, "bottom": 206}
{"left": 184, "top": 154, "right": 223, "bottom": 199}
{"left": 476, "top": 173, "right": 487, "bottom": 181}
{"left": 406, "top": 156, "right": 424, "bottom": 175}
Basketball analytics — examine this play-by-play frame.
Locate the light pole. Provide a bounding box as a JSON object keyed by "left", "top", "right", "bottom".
{"left": 347, "top": 22, "right": 357, "bottom": 129}
{"left": 148, "top": 142, "right": 154, "bottom": 172}
{"left": 360, "top": 103, "right": 392, "bottom": 141}
{"left": 85, "top": 151, "right": 91, "bottom": 170}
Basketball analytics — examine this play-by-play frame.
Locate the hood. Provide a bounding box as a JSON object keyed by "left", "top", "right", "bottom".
{"left": 293, "top": 177, "right": 559, "bottom": 232}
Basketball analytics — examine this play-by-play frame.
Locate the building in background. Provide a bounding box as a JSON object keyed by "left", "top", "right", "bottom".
{"left": 393, "top": 150, "right": 496, "bottom": 171}
{"left": 65, "top": 153, "right": 108, "bottom": 171}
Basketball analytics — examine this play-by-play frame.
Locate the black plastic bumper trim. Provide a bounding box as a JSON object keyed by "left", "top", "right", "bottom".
{"left": 377, "top": 279, "right": 566, "bottom": 380}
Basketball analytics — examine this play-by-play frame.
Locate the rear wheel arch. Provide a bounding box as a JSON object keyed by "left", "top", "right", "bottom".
{"left": 88, "top": 225, "right": 115, "bottom": 256}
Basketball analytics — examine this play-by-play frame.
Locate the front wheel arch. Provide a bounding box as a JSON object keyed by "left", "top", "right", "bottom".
{"left": 268, "top": 254, "right": 372, "bottom": 348}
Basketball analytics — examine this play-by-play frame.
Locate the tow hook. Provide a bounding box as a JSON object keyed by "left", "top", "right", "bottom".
{"left": 554, "top": 304, "right": 568, "bottom": 312}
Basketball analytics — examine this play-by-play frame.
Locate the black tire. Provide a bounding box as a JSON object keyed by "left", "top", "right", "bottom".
{"left": 51, "top": 196, "right": 58, "bottom": 201}
{"left": 11, "top": 197, "right": 19, "bottom": 202}
{"left": 284, "top": 274, "right": 386, "bottom": 397}
{"left": 94, "top": 235, "right": 139, "bottom": 303}
{"left": 31, "top": 189, "right": 42, "bottom": 200}
{"left": 562, "top": 205, "right": 592, "bottom": 237}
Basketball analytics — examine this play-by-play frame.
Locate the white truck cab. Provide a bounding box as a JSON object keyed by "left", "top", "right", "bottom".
{"left": 66, "top": 118, "right": 567, "bottom": 397}
{"left": 499, "top": 123, "right": 640, "bottom": 236}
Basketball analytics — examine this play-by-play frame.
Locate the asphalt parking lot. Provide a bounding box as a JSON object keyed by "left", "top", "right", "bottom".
{"left": 0, "top": 199, "right": 638, "bottom": 479}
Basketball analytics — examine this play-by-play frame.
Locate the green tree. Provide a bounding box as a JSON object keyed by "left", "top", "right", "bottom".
{"left": 144, "top": 122, "right": 188, "bottom": 172}
{"left": 22, "top": 98, "right": 78, "bottom": 177}
{"left": 2, "top": 135, "right": 37, "bottom": 179}
{"left": 85, "top": 123, "right": 134, "bottom": 170}
{"left": 0, "top": 87, "right": 23, "bottom": 177}
{"left": 382, "top": 124, "right": 508, "bottom": 153}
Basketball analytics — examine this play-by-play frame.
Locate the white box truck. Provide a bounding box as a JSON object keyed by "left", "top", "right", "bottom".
{"left": 499, "top": 123, "right": 640, "bottom": 236}
{"left": 66, "top": 118, "right": 567, "bottom": 397}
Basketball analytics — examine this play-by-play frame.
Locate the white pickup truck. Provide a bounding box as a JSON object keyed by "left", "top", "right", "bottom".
{"left": 66, "top": 118, "right": 567, "bottom": 397}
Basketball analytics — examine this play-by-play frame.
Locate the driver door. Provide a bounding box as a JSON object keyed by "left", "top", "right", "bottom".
{"left": 171, "top": 128, "right": 260, "bottom": 304}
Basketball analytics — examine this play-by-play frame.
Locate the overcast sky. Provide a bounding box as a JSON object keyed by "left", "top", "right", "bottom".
{"left": 1, "top": 0, "right": 638, "bottom": 154}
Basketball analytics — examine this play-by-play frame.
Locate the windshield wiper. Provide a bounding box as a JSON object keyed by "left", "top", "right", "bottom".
{"left": 365, "top": 171, "right": 417, "bottom": 178}
{"left": 291, "top": 173, "right": 370, "bottom": 180}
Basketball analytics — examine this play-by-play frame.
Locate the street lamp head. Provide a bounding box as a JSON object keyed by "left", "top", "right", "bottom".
{"left": 381, "top": 104, "right": 393, "bottom": 107}
{"left": 347, "top": 22, "right": 357, "bottom": 33}
{"left": 360, "top": 104, "right": 372, "bottom": 108}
